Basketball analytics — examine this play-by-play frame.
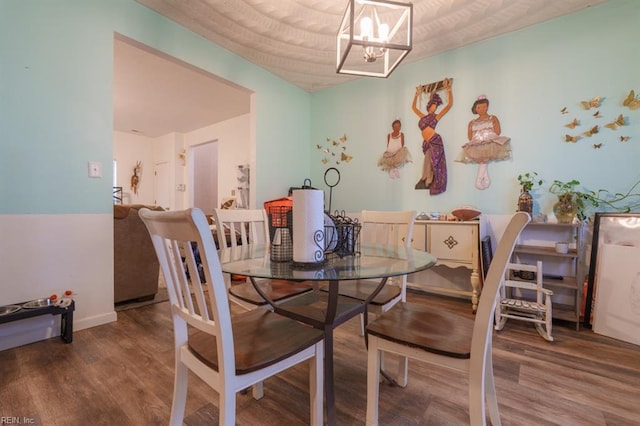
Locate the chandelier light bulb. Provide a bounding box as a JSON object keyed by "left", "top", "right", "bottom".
{"left": 360, "top": 17, "right": 373, "bottom": 39}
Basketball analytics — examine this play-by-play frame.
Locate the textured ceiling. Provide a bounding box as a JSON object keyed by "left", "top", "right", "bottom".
{"left": 136, "top": 0, "right": 607, "bottom": 93}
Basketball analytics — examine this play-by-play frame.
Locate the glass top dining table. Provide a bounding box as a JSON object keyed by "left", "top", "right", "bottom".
{"left": 218, "top": 242, "right": 436, "bottom": 282}
{"left": 219, "top": 243, "right": 437, "bottom": 425}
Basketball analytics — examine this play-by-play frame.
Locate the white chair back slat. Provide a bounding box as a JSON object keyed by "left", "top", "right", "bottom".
{"left": 180, "top": 241, "right": 200, "bottom": 315}
{"left": 213, "top": 209, "right": 271, "bottom": 248}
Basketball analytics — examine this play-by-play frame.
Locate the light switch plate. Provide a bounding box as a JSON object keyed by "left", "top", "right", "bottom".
{"left": 88, "top": 161, "right": 102, "bottom": 178}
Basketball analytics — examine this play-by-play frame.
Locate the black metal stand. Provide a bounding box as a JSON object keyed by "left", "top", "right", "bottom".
{"left": 0, "top": 301, "right": 75, "bottom": 343}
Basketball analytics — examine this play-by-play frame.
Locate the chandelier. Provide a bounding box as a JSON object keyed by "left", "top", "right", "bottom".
{"left": 337, "top": 0, "right": 413, "bottom": 78}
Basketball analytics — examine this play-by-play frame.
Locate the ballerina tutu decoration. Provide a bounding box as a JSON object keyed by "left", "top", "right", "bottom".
{"left": 455, "top": 95, "right": 511, "bottom": 190}
{"left": 377, "top": 119, "right": 412, "bottom": 179}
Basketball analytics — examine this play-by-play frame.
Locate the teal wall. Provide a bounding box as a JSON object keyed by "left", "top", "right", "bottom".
{"left": 311, "top": 1, "right": 640, "bottom": 217}
{"left": 2, "top": 0, "right": 638, "bottom": 217}
{"left": 0, "top": 0, "right": 311, "bottom": 214}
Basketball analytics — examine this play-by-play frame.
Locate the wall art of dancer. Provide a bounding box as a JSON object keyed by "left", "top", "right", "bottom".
{"left": 455, "top": 95, "right": 511, "bottom": 190}
{"left": 377, "top": 119, "right": 412, "bottom": 179}
{"left": 412, "top": 77, "right": 453, "bottom": 195}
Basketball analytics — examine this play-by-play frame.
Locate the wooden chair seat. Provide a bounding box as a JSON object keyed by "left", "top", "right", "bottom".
{"left": 367, "top": 302, "right": 473, "bottom": 359}
{"left": 334, "top": 280, "right": 402, "bottom": 306}
{"left": 189, "top": 308, "right": 323, "bottom": 375}
{"left": 500, "top": 298, "right": 546, "bottom": 312}
{"left": 228, "top": 280, "right": 313, "bottom": 306}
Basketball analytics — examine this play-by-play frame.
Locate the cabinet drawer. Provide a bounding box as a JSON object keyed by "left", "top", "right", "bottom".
{"left": 428, "top": 224, "right": 475, "bottom": 262}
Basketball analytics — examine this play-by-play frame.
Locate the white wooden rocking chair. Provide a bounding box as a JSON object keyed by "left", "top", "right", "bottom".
{"left": 495, "top": 261, "right": 554, "bottom": 342}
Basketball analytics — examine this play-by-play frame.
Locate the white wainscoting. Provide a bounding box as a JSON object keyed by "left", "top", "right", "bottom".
{"left": 0, "top": 213, "right": 117, "bottom": 351}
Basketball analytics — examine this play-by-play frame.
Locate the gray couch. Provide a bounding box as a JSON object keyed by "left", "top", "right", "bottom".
{"left": 113, "top": 204, "right": 164, "bottom": 304}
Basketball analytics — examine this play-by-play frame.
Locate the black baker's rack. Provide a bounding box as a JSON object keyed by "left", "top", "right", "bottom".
{"left": 266, "top": 206, "right": 361, "bottom": 259}
{"left": 325, "top": 211, "right": 361, "bottom": 258}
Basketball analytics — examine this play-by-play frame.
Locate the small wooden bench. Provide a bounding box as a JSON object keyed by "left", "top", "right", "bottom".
{"left": 0, "top": 300, "right": 75, "bottom": 343}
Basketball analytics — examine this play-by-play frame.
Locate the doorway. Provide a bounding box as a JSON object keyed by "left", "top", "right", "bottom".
{"left": 190, "top": 141, "right": 219, "bottom": 215}
{"left": 154, "top": 161, "right": 171, "bottom": 210}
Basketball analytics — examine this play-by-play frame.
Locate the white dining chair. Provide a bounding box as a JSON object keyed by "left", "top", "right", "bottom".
{"left": 333, "top": 210, "right": 416, "bottom": 335}
{"left": 366, "top": 212, "right": 530, "bottom": 426}
{"left": 213, "top": 208, "right": 313, "bottom": 309}
{"left": 139, "top": 207, "right": 324, "bottom": 426}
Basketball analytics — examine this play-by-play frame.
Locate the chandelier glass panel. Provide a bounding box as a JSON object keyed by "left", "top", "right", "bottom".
{"left": 337, "top": 0, "right": 413, "bottom": 77}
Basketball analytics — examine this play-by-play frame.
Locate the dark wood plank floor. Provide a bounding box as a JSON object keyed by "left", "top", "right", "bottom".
{"left": 1, "top": 290, "right": 639, "bottom": 425}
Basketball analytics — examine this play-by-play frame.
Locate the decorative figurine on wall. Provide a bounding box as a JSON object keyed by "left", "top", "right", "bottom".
{"left": 130, "top": 161, "right": 142, "bottom": 195}
{"left": 455, "top": 95, "right": 511, "bottom": 190}
{"left": 412, "top": 77, "right": 453, "bottom": 194}
{"left": 377, "top": 119, "right": 411, "bottom": 179}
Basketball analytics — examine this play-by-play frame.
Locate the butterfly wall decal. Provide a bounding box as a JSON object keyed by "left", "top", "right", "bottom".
{"left": 593, "top": 143, "right": 602, "bottom": 149}
{"left": 583, "top": 125, "right": 599, "bottom": 137}
{"left": 604, "top": 114, "right": 625, "bottom": 130}
{"left": 341, "top": 152, "right": 353, "bottom": 163}
{"left": 580, "top": 96, "right": 601, "bottom": 110}
{"left": 565, "top": 134, "right": 581, "bottom": 143}
{"left": 565, "top": 118, "right": 579, "bottom": 129}
{"left": 593, "top": 110, "right": 602, "bottom": 118}
{"left": 320, "top": 134, "right": 350, "bottom": 166}
{"left": 560, "top": 107, "right": 568, "bottom": 114}
{"left": 620, "top": 136, "right": 630, "bottom": 142}
{"left": 622, "top": 90, "right": 640, "bottom": 110}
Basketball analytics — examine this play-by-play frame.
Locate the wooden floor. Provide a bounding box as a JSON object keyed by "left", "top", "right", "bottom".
{"left": 1, "top": 290, "right": 639, "bottom": 425}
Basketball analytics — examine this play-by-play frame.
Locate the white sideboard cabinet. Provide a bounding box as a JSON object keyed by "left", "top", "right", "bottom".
{"left": 409, "top": 220, "right": 483, "bottom": 311}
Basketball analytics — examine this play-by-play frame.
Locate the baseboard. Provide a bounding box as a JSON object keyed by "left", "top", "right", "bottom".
{"left": 75, "top": 311, "right": 118, "bottom": 331}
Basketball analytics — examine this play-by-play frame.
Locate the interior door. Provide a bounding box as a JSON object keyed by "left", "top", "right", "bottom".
{"left": 154, "top": 161, "right": 171, "bottom": 210}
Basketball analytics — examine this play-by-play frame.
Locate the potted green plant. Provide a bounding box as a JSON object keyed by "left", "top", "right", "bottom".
{"left": 549, "top": 178, "right": 640, "bottom": 222}
{"left": 549, "top": 179, "right": 582, "bottom": 223}
{"left": 516, "top": 172, "right": 542, "bottom": 214}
